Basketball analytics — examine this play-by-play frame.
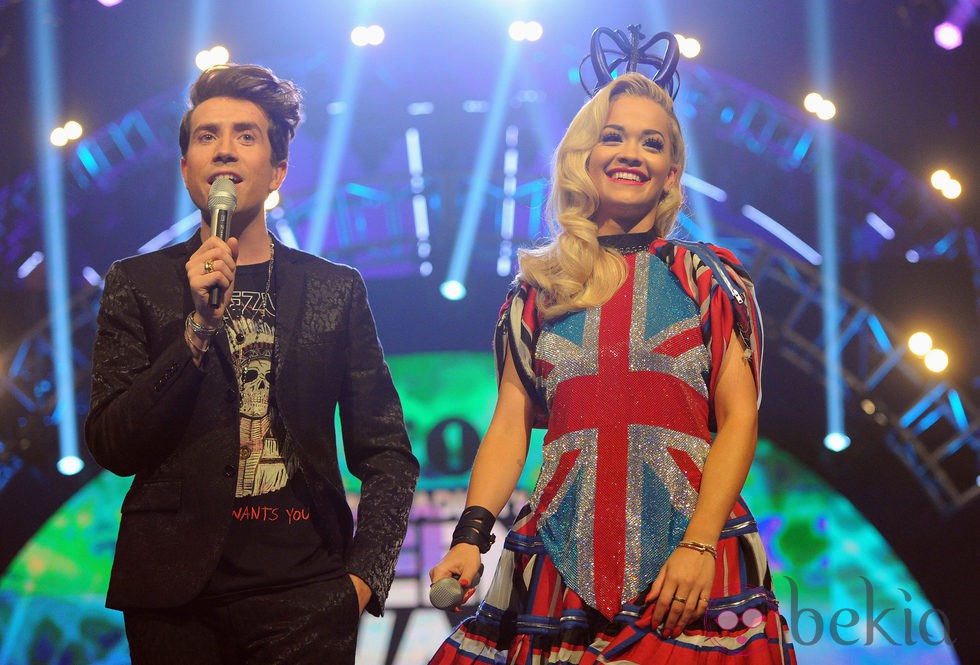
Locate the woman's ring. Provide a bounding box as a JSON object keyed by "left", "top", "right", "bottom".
{"left": 204, "top": 259, "right": 214, "bottom": 274}
{"left": 699, "top": 596, "right": 709, "bottom": 604}
{"left": 672, "top": 596, "right": 687, "bottom": 603}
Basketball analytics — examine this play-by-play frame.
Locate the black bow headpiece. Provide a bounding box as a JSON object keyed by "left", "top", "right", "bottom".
{"left": 581, "top": 24, "right": 681, "bottom": 99}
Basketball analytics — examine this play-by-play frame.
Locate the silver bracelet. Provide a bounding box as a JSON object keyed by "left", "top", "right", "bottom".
{"left": 184, "top": 328, "right": 210, "bottom": 354}
{"left": 186, "top": 312, "right": 223, "bottom": 338}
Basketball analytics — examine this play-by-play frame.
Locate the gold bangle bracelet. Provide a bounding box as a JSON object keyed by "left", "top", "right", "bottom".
{"left": 677, "top": 540, "right": 718, "bottom": 559}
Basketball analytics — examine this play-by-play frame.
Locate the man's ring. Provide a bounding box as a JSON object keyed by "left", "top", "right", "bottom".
{"left": 204, "top": 259, "right": 214, "bottom": 274}
{"left": 672, "top": 596, "right": 687, "bottom": 603}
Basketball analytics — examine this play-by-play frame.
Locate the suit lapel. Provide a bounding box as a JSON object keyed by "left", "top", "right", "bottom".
{"left": 272, "top": 239, "right": 306, "bottom": 385}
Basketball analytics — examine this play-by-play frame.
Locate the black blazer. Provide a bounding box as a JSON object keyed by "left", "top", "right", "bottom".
{"left": 85, "top": 234, "right": 418, "bottom": 616}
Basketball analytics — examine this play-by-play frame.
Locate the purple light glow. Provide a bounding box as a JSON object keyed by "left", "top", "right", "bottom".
{"left": 934, "top": 22, "right": 963, "bottom": 50}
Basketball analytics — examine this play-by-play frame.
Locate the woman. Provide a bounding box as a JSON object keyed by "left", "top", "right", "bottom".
{"left": 428, "top": 70, "right": 796, "bottom": 664}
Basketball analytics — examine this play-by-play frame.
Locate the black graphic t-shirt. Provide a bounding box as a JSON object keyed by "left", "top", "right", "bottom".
{"left": 204, "top": 260, "right": 344, "bottom": 599}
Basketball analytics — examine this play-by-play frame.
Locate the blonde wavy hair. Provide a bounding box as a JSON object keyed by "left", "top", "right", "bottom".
{"left": 517, "top": 72, "right": 686, "bottom": 319}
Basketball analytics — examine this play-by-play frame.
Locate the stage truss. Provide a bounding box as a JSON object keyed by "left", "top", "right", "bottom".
{"left": 1, "top": 65, "right": 977, "bottom": 515}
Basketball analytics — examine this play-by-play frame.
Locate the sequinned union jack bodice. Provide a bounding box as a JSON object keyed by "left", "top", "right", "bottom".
{"left": 530, "top": 250, "right": 712, "bottom": 620}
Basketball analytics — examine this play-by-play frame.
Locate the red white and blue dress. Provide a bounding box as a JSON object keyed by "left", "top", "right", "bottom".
{"left": 429, "top": 234, "right": 796, "bottom": 664}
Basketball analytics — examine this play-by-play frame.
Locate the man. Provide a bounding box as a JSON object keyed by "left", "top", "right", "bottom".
{"left": 85, "top": 64, "right": 419, "bottom": 664}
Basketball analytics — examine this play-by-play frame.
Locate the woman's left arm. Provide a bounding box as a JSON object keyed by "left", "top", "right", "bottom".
{"left": 646, "top": 330, "right": 759, "bottom": 636}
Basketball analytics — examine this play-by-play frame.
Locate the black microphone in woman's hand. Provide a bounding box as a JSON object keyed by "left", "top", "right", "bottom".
{"left": 207, "top": 176, "right": 237, "bottom": 308}
{"left": 429, "top": 564, "right": 484, "bottom": 609}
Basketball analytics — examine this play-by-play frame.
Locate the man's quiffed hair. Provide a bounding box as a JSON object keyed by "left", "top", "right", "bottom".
{"left": 178, "top": 64, "right": 303, "bottom": 163}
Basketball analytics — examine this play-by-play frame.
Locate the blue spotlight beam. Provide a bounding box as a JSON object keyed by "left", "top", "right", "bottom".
{"left": 639, "top": 3, "right": 718, "bottom": 241}
{"left": 172, "top": 0, "right": 217, "bottom": 230}
{"left": 677, "top": 111, "right": 718, "bottom": 243}
{"left": 306, "top": 2, "right": 379, "bottom": 255}
{"left": 443, "top": 39, "right": 520, "bottom": 294}
{"left": 305, "top": 55, "right": 362, "bottom": 255}
{"left": 808, "top": 0, "right": 847, "bottom": 450}
{"left": 28, "top": 0, "right": 81, "bottom": 472}
{"left": 816, "top": 123, "right": 846, "bottom": 446}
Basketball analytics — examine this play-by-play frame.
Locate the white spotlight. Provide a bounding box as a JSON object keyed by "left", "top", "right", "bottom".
{"left": 352, "top": 25, "right": 384, "bottom": 47}
{"left": 940, "top": 179, "right": 962, "bottom": 200}
{"left": 676, "top": 34, "right": 701, "bottom": 58}
{"left": 509, "top": 20, "right": 541, "bottom": 41}
{"left": 210, "top": 45, "right": 230, "bottom": 65}
{"left": 351, "top": 26, "right": 368, "bottom": 46}
{"left": 823, "top": 432, "right": 851, "bottom": 452}
{"left": 50, "top": 127, "right": 68, "bottom": 147}
{"left": 366, "top": 25, "right": 385, "bottom": 46}
{"left": 908, "top": 331, "right": 933, "bottom": 356}
{"left": 64, "top": 120, "right": 83, "bottom": 140}
{"left": 195, "top": 50, "right": 211, "bottom": 70}
{"left": 930, "top": 169, "right": 951, "bottom": 189}
{"left": 523, "top": 21, "right": 543, "bottom": 42}
{"left": 924, "top": 348, "right": 949, "bottom": 373}
{"left": 57, "top": 455, "right": 84, "bottom": 475}
{"left": 816, "top": 99, "right": 837, "bottom": 120}
{"left": 440, "top": 280, "right": 466, "bottom": 300}
{"left": 803, "top": 92, "right": 823, "bottom": 113}
{"left": 195, "top": 46, "right": 229, "bottom": 71}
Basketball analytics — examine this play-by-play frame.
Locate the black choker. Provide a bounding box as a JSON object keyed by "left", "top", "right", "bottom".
{"left": 597, "top": 228, "right": 658, "bottom": 255}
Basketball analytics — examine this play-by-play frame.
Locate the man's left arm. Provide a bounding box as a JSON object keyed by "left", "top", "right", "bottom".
{"left": 339, "top": 271, "right": 419, "bottom": 616}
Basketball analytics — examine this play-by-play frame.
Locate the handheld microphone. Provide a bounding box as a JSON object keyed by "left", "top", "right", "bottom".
{"left": 207, "top": 176, "right": 237, "bottom": 308}
{"left": 429, "top": 564, "right": 484, "bottom": 610}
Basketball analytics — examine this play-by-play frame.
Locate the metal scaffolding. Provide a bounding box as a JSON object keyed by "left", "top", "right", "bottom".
{"left": 1, "top": 65, "right": 976, "bottom": 515}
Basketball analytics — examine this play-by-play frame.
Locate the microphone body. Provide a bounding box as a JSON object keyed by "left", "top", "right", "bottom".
{"left": 429, "top": 564, "right": 483, "bottom": 610}
{"left": 206, "top": 177, "right": 237, "bottom": 308}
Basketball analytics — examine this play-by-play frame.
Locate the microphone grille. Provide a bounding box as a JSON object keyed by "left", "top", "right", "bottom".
{"left": 208, "top": 176, "right": 237, "bottom": 212}
{"left": 428, "top": 577, "right": 464, "bottom": 610}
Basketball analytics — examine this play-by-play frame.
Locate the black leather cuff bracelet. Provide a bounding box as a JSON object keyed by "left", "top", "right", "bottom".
{"left": 451, "top": 505, "right": 497, "bottom": 554}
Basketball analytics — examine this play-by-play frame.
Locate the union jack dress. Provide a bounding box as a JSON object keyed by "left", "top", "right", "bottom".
{"left": 429, "top": 235, "right": 796, "bottom": 664}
